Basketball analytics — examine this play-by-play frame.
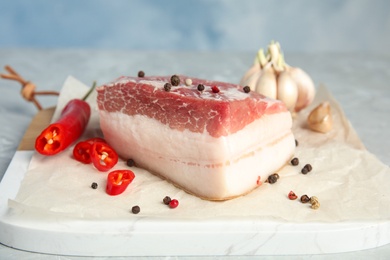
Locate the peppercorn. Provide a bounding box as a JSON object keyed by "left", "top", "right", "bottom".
{"left": 131, "top": 205, "right": 140, "bottom": 214}
{"left": 291, "top": 157, "right": 299, "bottom": 166}
{"left": 164, "top": 83, "right": 172, "bottom": 92}
{"left": 126, "top": 159, "right": 136, "bottom": 167}
{"left": 163, "top": 196, "right": 171, "bottom": 205}
{"left": 211, "top": 85, "right": 220, "bottom": 93}
{"left": 243, "top": 86, "right": 250, "bottom": 93}
{"left": 169, "top": 199, "right": 179, "bottom": 209}
{"left": 305, "top": 164, "right": 313, "bottom": 172}
{"left": 267, "top": 173, "right": 278, "bottom": 184}
{"left": 300, "top": 194, "right": 310, "bottom": 203}
{"left": 197, "top": 84, "right": 205, "bottom": 92}
{"left": 138, "top": 71, "right": 145, "bottom": 77}
{"left": 170, "top": 75, "right": 180, "bottom": 86}
{"left": 288, "top": 191, "right": 298, "bottom": 200}
{"left": 310, "top": 196, "right": 320, "bottom": 210}
{"left": 301, "top": 164, "right": 313, "bottom": 174}
{"left": 91, "top": 182, "right": 98, "bottom": 189}
{"left": 185, "top": 78, "right": 192, "bottom": 86}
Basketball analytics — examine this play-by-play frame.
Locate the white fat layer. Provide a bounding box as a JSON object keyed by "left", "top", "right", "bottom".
{"left": 99, "top": 111, "right": 292, "bottom": 161}
{"left": 99, "top": 111, "right": 295, "bottom": 199}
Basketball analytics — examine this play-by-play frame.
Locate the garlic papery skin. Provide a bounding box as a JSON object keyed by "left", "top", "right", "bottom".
{"left": 307, "top": 102, "right": 333, "bottom": 133}
{"left": 287, "top": 67, "right": 316, "bottom": 112}
{"left": 276, "top": 71, "right": 298, "bottom": 111}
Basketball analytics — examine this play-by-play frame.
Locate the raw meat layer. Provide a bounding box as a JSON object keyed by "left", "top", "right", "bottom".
{"left": 97, "top": 76, "right": 287, "bottom": 138}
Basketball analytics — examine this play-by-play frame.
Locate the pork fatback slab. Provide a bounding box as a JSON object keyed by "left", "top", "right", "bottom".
{"left": 97, "top": 75, "right": 295, "bottom": 200}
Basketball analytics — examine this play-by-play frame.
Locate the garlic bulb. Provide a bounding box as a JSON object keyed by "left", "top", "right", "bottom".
{"left": 307, "top": 102, "right": 333, "bottom": 133}
{"left": 240, "top": 41, "right": 316, "bottom": 112}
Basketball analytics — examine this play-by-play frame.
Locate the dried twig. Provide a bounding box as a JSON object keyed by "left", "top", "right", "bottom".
{"left": 0, "top": 65, "right": 59, "bottom": 110}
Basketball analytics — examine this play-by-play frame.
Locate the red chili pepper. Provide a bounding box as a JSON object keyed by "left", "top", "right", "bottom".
{"left": 90, "top": 141, "right": 118, "bottom": 171}
{"left": 85, "top": 137, "right": 106, "bottom": 144}
{"left": 73, "top": 138, "right": 107, "bottom": 164}
{"left": 73, "top": 141, "right": 92, "bottom": 164}
{"left": 35, "top": 83, "right": 96, "bottom": 156}
{"left": 106, "top": 170, "right": 135, "bottom": 196}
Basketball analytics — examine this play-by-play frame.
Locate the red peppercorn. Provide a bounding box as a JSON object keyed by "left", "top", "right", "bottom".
{"left": 169, "top": 199, "right": 179, "bottom": 208}
{"left": 211, "top": 86, "right": 220, "bottom": 93}
{"left": 288, "top": 191, "right": 298, "bottom": 200}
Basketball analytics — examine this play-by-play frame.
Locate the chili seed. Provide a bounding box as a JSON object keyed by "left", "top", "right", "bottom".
{"left": 288, "top": 191, "right": 298, "bottom": 200}
{"left": 126, "top": 159, "right": 136, "bottom": 167}
{"left": 291, "top": 157, "right": 299, "bottom": 166}
{"left": 243, "top": 86, "right": 251, "bottom": 93}
{"left": 131, "top": 205, "right": 140, "bottom": 214}
{"left": 170, "top": 75, "right": 180, "bottom": 86}
{"left": 197, "top": 84, "right": 205, "bottom": 92}
{"left": 91, "top": 182, "right": 98, "bottom": 189}
{"left": 300, "top": 194, "right": 310, "bottom": 203}
{"left": 267, "top": 173, "right": 278, "bottom": 184}
{"left": 163, "top": 196, "right": 171, "bottom": 205}
{"left": 138, "top": 70, "right": 145, "bottom": 77}
{"left": 169, "top": 199, "right": 179, "bottom": 209}
{"left": 164, "top": 83, "right": 172, "bottom": 92}
{"left": 211, "top": 85, "right": 220, "bottom": 93}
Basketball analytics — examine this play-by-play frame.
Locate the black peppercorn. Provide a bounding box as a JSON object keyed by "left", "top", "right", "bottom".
{"left": 300, "top": 194, "right": 310, "bottom": 203}
{"left": 126, "top": 159, "right": 136, "bottom": 167}
{"left": 197, "top": 84, "right": 205, "bottom": 92}
{"left": 138, "top": 70, "right": 145, "bottom": 77}
{"left": 131, "top": 205, "right": 140, "bottom": 214}
{"left": 243, "top": 86, "right": 251, "bottom": 93}
{"left": 170, "top": 75, "right": 180, "bottom": 86}
{"left": 267, "top": 174, "right": 278, "bottom": 184}
{"left": 164, "top": 83, "right": 172, "bottom": 92}
{"left": 301, "top": 167, "right": 309, "bottom": 174}
{"left": 305, "top": 164, "right": 313, "bottom": 172}
{"left": 91, "top": 182, "right": 98, "bottom": 189}
{"left": 291, "top": 157, "right": 299, "bottom": 166}
{"left": 163, "top": 196, "right": 171, "bottom": 205}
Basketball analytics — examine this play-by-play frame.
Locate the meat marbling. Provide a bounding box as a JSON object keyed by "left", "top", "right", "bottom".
{"left": 97, "top": 75, "right": 295, "bottom": 200}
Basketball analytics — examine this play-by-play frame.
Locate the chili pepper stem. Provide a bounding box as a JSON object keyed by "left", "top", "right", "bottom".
{"left": 81, "top": 81, "right": 97, "bottom": 101}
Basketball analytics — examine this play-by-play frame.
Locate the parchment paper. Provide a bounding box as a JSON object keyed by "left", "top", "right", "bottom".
{"left": 9, "top": 76, "right": 390, "bottom": 222}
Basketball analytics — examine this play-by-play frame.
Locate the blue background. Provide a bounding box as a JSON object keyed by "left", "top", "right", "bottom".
{"left": 1, "top": 0, "right": 389, "bottom": 52}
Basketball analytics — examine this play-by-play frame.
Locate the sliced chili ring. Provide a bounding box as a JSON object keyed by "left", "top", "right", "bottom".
{"left": 73, "top": 141, "right": 92, "bottom": 164}
{"left": 90, "top": 142, "right": 118, "bottom": 172}
{"left": 85, "top": 137, "right": 106, "bottom": 144}
{"left": 106, "top": 170, "right": 135, "bottom": 196}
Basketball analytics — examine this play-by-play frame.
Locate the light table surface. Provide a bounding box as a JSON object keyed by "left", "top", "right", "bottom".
{"left": 0, "top": 49, "right": 389, "bottom": 259}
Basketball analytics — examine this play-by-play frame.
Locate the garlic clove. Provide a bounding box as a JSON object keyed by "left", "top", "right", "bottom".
{"left": 239, "top": 63, "right": 261, "bottom": 87}
{"left": 307, "top": 102, "right": 333, "bottom": 133}
{"left": 244, "top": 70, "right": 263, "bottom": 91}
{"left": 287, "top": 67, "right": 316, "bottom": 112}
{"left": 254, "top": 66, "right": 277, "bottom": 99}
{"left": 276, "top": 71, "right": 298, "bottom": 111}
